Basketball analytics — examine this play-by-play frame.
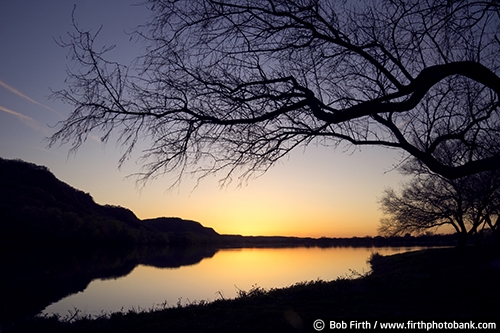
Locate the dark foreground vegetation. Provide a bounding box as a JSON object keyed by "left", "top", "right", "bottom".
{"left": 3, "top": 245, "right": 499, "bottom": 333}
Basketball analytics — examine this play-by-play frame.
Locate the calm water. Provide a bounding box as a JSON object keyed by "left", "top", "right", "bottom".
{"left": 42, "top": 246, "right": 431, "bottom": 317}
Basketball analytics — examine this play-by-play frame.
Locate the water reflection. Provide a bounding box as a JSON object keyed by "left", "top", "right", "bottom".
{"left": 40, "top": 246, "right": 428, "bottom": 318}
{"left": 0, "top": 245, "right": 435, "bottom": 324}
{"left": 0, "top": 245, "right": 217, "bottom": 324}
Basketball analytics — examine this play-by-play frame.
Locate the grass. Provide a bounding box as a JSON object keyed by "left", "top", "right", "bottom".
{"left": 3, "top": 245, "right": 499, "bottom": 333}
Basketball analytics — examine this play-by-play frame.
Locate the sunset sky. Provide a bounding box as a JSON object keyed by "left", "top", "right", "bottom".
{"left": 0, "top": 0, "right": 408, "bottom": 238}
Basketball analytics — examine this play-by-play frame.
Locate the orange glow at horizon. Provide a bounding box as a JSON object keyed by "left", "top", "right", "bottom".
{"left": 127, "top": 166, "right": 385, "bottom": 238}
{"left": 48, "top": 138, "right": 404, "bottom": 239}
{"left": 128, "top": 185, "right": 382, "bottom": 238}
{"left": 89, "top": 145, "right": 404, "bottom": 239}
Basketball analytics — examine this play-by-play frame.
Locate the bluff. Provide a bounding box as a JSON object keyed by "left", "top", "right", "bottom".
{"left": 0, "top": 158, "right": 218, "bottom": 246}
{"left": 144, "top": 217, "right": 218, "bottom": 237}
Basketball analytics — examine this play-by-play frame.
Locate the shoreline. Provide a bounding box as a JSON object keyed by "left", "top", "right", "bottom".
{"left": 5, "top": 245, "right": 499, "bottom": 332}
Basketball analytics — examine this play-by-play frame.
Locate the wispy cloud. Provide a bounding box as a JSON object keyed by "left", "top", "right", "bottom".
{"left": 34, "top": 146, "right": 58, "bottom": 155}
{"left": 0, "top": 105, "right": 43, "bottom": 132}
{"left": 0, "top": 79, "right": 63, "bottom": 117}
{"left": 90, "top": 135, "right": 102, "bottom": 143}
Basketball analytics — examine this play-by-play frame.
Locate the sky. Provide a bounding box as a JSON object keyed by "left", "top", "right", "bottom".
{"left": 0, "top": 0, "right": 408, "bottom": 238}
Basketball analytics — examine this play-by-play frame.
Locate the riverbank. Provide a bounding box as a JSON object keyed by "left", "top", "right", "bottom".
{"left": 4, "top": 245, "right": 499, "bottom": 332}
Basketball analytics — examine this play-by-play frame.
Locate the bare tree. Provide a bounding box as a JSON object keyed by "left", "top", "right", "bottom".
{"left": 50, "top": 0, "right": 500, "bottom": 185}
{"left": 379, "top": 162, "right": 500, "bottom": 247}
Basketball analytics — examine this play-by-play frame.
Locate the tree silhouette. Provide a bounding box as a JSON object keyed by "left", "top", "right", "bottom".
{"left": 379, "top": 159, "right": 500, "bottom": 247}
{"left": 50, "top": 0, "right": 500, "bottom": 185}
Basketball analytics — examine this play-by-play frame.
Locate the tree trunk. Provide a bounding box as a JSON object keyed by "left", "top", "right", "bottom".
{"left": 457, "top": 232, "right": 469, "bottom": 248}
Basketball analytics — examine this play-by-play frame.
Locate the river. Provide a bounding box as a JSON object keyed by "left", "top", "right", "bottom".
{"left": 41, "top": 246, "right": 433, "bottom": 317}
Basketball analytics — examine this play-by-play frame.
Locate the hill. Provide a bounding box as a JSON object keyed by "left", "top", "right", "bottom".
{"left": 0, "top": 157, "right": 460, "bottom": 248}
{"left": 144, "top": 217, "right": 218, "bottom": 237}
{"left": 143, "top": 217, "right": 219, "bottom": 244}
{"left": 0, "top": 158, "right": 217, "bottom": 246}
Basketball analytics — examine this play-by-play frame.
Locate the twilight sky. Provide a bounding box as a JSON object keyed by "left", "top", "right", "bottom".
{"left": 0, "top": 0, "right": 408, "bottom": 237}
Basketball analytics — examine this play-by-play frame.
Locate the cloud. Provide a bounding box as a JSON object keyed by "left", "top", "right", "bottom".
{"left": 0, "top": 105, "right": 43, "bottom": 132}
{"left": 90, "top": 135, "right": 103, "bottom": 143}
{"left": 34, "top": 146, "right": 58, "bottom": 155}
{"left": 0, "top": 79, "right": 63, "bottom": 117}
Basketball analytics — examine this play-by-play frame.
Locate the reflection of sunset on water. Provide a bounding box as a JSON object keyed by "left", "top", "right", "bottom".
{"left": 43, "top": 246, "right": 428, "bottom": 317}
